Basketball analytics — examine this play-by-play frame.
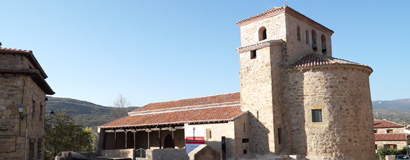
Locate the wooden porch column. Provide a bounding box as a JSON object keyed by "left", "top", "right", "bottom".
{"left": 133, "top": 131, "right": 136, "bottom": 149}
{"left": 170, "top": 127, "right": 176, "bottom": 149}
{"left": 146, "top": 129, "right": 151, "bottom": 149}
{"left": 158, "top": 129, "right": 162, "bottom": 149}
{"left": 125, "top": 131, "right": 127, "bottom": 149}
{"left": 114, "top": 130, "right": 117, "bottom": 149}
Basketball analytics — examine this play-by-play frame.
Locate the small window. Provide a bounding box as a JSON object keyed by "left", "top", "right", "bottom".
{"left": 250, "top": 50, "right": 256, "bottom": 59}
{"left": 37, "top": 138, "right": 42, "bottom": 158}
{"left": 297, "top": 26, "right": 301, "bottom": 41}
{"left": 321, "top": 35, "right": 327, "bottom": 54}
{"left": 312, "top": 30, "right": 317, "bottom": 52}
{"left": 243, "top": 149, "right": 247, "bottom": 154}
{"left": 312, "top": 109, "right": 322, "bottom": 122}
{"left": 258, "top": 27, "right": 267, "bottom": 41}
{"left": 243, "top": 123, "right": 246, "bottom": 132}
{"left": 384, "top": 144, "right": 397, "bottom": 149}
{"left": 206, "top": 129, "right": 212, "bottom": 140}
{"left": 39, "top": 103, "right": 43, "bottom": 121}
{"left": 375, "top": 145, "right": 378, "bottom": 150}
{"left": 305, "top": 30, "right": 309, "bottom": 44}
{"left": 387, "top": 129, "right": 393, "bottom": 133}
{"left": 374, "top": 130, "right": 377, "bottom": 133}
{"left": 242, "top": 138, "right": 249, "bottom": 143}
{"left": 256, "top": 111, "right": 259, "bottom": 119}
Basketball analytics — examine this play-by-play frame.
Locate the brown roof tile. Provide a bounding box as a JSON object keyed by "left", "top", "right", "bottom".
{"left": 374, "top": 133, "right": 407, "bottom": 141}
{"left": 287, "top": 53, "right": 372, "bottom": 71}
{"left": 132, "top": 92, "right": 240, "bottom": 112}
{"left": 374, "top": 119, "right": 404, "bottom": 128}
{"left": 100, "top": 105, "right": 245, "bottom": 128}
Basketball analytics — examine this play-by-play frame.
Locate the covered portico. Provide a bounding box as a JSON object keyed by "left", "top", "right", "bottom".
{"left": 98, "top": 124, "right": 186, "bottom": 151}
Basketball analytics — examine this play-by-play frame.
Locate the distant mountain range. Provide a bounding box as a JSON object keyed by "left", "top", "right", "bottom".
{"left": 372, "top": 98, "right": 410, "bottom": 125}
{"left": 45, "top": 97, "right": 139, "bottom": 129}
{"left": 45, "top": 97, "right": 410, "bottom": 129}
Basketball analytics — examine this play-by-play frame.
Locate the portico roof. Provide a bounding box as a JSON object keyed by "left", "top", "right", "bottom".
{"left": 100, "top": 92, "right": 245, "bottom": 129}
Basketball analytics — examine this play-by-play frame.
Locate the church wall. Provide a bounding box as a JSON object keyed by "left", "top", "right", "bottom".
{"left": 287, "top": 66, "right": 374, "bottom": 159}
{"left": 284, "top": 13, "right": 333, "bottom": 63}
{"left": 233, "top": 113, "right": 249, "bottom": 158}
{"left": 239, "top": 46, "right": 276, "bottom": 154}
{"left": 239, "top": 13, "right": 287, "bottom": 47}
{"left": 188, "top": 122, "right": 235, "bottom": 158}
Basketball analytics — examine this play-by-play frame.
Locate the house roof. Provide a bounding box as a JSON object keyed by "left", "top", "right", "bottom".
{"left": 374, "top": 133, "right": 407, "bottom": 141}
{"left": 0, "top": 47, "right": 55, "bottom": 95}
{"left": 287, "top": 53, "right": 372, "bottom": 72}
{"left": 374, "top": 119, "right": 405, "bottom": 128}
{"left": 101, "top": 92, "right": 244, "bottom": 128}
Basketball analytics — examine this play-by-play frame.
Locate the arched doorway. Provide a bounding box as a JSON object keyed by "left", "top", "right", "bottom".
{"left": 163, "top": 134, "right": 174, "bottom": 148}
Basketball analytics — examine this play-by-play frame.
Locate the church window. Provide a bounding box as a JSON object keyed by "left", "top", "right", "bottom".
{"left": 312, "top": 109, "right": 322, "bottom": 122}
{"left": 305, "top": 30, "right": 309, "bottom": 44}
{"left": 242, "top": 138, "right": 249, "bottom": 143}
{"left": 258, "top": 27, "right": 267, "bottom": 41}
{"left": 312, "top": 30, "right": 317, "bottom": 52}
{"left": 297, "top": 26, "right": 301, "bottom": 41}
{"left": 243, "top": 123, "right": 246, "bottom": 132}
{"left": 243, "top": 149, "right": 247, "bottom": 154}
{"left": 321, "top": 35, "right": 327, "bottom": 54}
{"left": 250, "top": 50, "right": 257, "bottom": 59}
{"left": 256, "top": 111, "right": 259, "bottom": 119}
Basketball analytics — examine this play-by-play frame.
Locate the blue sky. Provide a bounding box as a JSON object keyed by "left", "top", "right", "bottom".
{"left": 1, "top": 0, "right": 409, "bottom": 106}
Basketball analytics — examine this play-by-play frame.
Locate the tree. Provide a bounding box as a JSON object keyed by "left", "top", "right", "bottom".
{"left": 44, "top": 111, "right": 94, "bottom": 160}
{"left": 111, "top": 95, "right": 131, "bottom": 119}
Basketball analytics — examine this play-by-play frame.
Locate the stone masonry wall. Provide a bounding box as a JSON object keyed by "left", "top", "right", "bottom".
{"left": 287, "top": 66, "right": 374, "bottom": 159}
{"left": 239, "top": 44, "right": 283, "bottom": 155}
{"left": 375, "top": 141, "right": 408, "bottom": 150}
{"left": 239, "top": 13, "right": 287, "bottom": 47}
{"left": 0, "top": 54, "right": 47, "bottom": 160}
{"left": 375, "top": 128, "right": 405, "bottom": 134}
{"left": 285, "top": 13, "right": 332, "bottom": 62}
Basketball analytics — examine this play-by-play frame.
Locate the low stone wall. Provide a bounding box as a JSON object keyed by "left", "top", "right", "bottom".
{"left": 101, "top": 149, "right": 134, "bottom": 159}
{"left": 188, "top": 144, "right": 220, "bottom": 160}
{"left": 146, "top": 148, "right": 188, "bottom": 160}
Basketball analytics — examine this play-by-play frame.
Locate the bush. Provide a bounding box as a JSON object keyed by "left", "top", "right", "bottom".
{"left": 377, "top": 146, "right": 409, "bottom": 160}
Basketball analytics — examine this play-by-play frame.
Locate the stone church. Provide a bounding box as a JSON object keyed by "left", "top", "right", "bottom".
{"left": 98, "top": 6, "right": 375, "bottom": 159}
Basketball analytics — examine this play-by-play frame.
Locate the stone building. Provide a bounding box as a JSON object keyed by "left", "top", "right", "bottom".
{"left": 0, "top": 46, "right": 54, "bottom": 159}
{"left": 98, "top": 5, "right": 375, "bottom": 159}
{"left": 374, "top": 119, "right": 409, "bottom": 150}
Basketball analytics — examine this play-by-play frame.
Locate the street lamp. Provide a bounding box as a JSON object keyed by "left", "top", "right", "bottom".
{"left": 50, "top": 110, "right": 55, "bottom": 117}
{"left": 17, "top": 104, "right": 24, "bottom": 120}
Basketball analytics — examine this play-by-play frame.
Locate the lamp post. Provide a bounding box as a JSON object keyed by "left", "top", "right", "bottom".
{"left": 17, "top": 104, "right": 24, "bottom": 120}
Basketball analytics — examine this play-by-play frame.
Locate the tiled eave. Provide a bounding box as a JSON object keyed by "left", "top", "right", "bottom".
{"left": 236, "top": 40, "right": 284, "bottom": 53}
{"left": 236, "top": 6, "right": 333, "bottom": 35}
{"left": 374, "top": 133, "right": 408, "bottom": 141}
{"left": 0, "top": 69, "right": 55, "bottom": 95}
{"left": 0, "top": 47, "right": 48, "bottom": 78}
{"left": 286, "top": 53, "right": 373, "bottom": 74}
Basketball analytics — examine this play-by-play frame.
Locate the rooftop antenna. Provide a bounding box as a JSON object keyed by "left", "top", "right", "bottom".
{"left": 286, "top": 0, "right": 289, "bottom": 6}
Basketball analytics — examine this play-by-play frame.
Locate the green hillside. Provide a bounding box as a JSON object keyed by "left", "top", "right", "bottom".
{"left": 372, "top": 98, "right": 410, "bottom": 125}
{"left": 45, "top": 97, "right": 139, "bottom": 128}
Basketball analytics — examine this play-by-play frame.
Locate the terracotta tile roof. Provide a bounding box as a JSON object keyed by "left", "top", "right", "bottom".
{"left": 287, "top": 53, "right": 372, "bottom": 71}
{"left": 131, "top": 92, "right": 240, "bottom": 112}
{"left": 100, "top": 105, "right": 245, "bottom": 128}
{"left": 236, "top": 6, "right": 333, "bottom": 34}
{"left": 374, "top": 133, "right": 407, "bottom": 141}
{"left": 374, "top": 119, "right": 405, "bottom": 128}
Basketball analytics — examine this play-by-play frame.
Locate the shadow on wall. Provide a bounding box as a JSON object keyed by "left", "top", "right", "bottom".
{"left": 247, "top": 113, "right": 271, "bottom": 155}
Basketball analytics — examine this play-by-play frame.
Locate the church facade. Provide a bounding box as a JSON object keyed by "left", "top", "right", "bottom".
{"left": 98, "top": 6, "right": 375, "bottom": 159}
